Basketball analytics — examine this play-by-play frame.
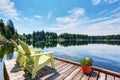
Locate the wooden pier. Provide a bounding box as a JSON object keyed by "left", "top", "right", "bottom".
{"left": 4, "top": 57, "right": 120, "bottom": 80}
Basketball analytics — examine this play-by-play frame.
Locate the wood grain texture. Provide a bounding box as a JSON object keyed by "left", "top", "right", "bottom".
{"left": 98, "top": 72, "right": 106, "bottom": 80}
{"left": 107, "top": 74, "right": 114, "bottom": 80}
{"left": 89, "top": 71, "right": 99, "bottom": 80}
{"left": 4, "top": 57, "right": 120, "bottom": 80}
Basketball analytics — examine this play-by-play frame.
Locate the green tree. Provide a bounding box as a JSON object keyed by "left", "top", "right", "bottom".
{"left": 6, "top": 19, "right": 15, "bottom": 35}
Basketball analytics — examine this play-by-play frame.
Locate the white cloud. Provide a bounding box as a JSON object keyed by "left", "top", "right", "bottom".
{"left": 110, "top": 6, "right": 120, "bottom": 14}
{"left": 56, "top": 8, "right": 86, "bottom": 24}
{"left": 14, "top": 16, "right": 45, "bottom": 34}
{"left": 68, "top": 8, "right": 85, "bottom": 17}
{"left": 0, "top": 0, "right": 19, "bottom": 20}
{"left": 45, "top": 7, "right": 120, "bottom": 35}
{"left": 98, "top": 9, "right": 108, "bottom": 15}
{"left": 45, "top": 8, "right": 87, "bottom": 34}
{"left": 92, "top": 0, "right": 101, "bottom": 5}
{"left": 47, "top": 11, "right": 52, "bottom": 20}
{"left": 34, "top": 15, "right": 42, "bottom": 19}
{"left": 104, "top": 0, "right": 118, "bottom": 3}
{"left": 92, "top": 0, "right": 118, "bottom": 5}
{"left": 98, "top": 7, "right": 120, "bottom": 17}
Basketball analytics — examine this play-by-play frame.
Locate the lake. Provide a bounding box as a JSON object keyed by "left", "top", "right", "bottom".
{"left": 0, "top": 41, "right": 120, "bottom": 80}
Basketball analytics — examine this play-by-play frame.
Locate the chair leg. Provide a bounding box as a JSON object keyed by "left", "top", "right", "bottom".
{"left": 31, "top": 71, "right": 36, "bottom": 79}
{"left": 19, "top": 55, "right": 25, "bottom": 67}
{"left": 19, "top": 57, "right": 24, "bottom": 67}
{"left": 50, "top": 58, "right": 55, "bottom": 68}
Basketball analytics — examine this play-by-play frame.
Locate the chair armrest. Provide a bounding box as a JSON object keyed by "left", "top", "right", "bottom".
{"left": 31, "top": 51, "right": 53, "bottom": 57}
{"left": 30, "top": 53, "right": 43, "bottom": 57}
{"left": 42, "top": 51, "right": 53, "bottom": 56}
{"left": 31, "top": 49, "right": 42, "bottom": 53}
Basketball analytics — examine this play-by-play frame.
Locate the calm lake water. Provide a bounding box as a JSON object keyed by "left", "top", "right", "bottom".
{"left": 0, "top": 41, "right": 120, "bottom": 80}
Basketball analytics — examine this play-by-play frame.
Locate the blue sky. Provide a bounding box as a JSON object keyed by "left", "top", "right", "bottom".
{"left": 0, "top": 0, "right": 120, "bottom": 35}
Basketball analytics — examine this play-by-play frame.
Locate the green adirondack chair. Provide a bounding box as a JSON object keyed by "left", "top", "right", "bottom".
{"left": 18, "top": 39, "right": 43, "bottom": 55}
{"left": 10, "top": 39, "right": 22, "bottom": 51}
{"left": 18, "top": 39, "right": 55, "bottom": 79}
{"left": 10, "top": 39, "right": 42, "bottom": 67}
{"left": 10, "top": 39, "right": 24, "bottom": 66}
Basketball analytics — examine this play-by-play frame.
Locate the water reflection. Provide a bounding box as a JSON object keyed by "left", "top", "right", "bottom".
{"left": 0, "top": 43, "right": 14, "bottom": 62}
{"left": 0, "top": 40, "right": 120, "bottom": 61}
{"left": 0, "top": 40, "right": 120, "bottom": 73}
{"left": 26, "top": 40, "right": 120, "bottom": 49}
{"left": 43, "top": 44, "right": 120, "bottom": 72}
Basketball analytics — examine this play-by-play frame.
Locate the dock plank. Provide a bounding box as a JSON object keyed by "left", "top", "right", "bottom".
{"left": 72, "top": 69, "right": 84, "bottom": 80}
{"left": 64, "top": 66, "right": 80, "bottom": 80}
{"left": 89, "top": 71, "right": 99, "bottom": 80}
{"left": 55, "top": 64, "right": 75, "bottom": 80}
{"left": 107, "top": 74, "right": 114, "bottom": 80}
{"left": 41, "top": 62, "right": 69, "bottom": 79}
{"left": 45, "top": 63, "right": 73, "bottom": 80}
{"left": 98, "top": 72, "right": 106, "bottom": 80}
{"left": 115, "top": 77, "right": 120, "bottom": 80}
{"left": 81, "top": 74, "right": 90, "bottom": 80}
{"left": 4, "top": 57, "right": 120, "bottom": 80}
{"left": 55, "top": 65, "right": 77, "bottom": 80}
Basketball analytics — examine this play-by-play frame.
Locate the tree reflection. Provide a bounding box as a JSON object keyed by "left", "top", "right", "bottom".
{"left": 0, "top": 40, "right": 120, "bottom": 61}
{"left": 0, "top": 43, "right": 14, "bottom": 62}
{"left": 25, "top": 40, "right": 120, "bottom": 49}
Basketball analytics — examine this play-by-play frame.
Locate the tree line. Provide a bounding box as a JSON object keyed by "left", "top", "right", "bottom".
{"left": 23, "top": 32, "right": 120, "bottom": 42}
{"left": 0, "top": 19, "right": 120, "bottom": 42}
{"left": 21, "top": 31, "right": 58, "bottom": 41}
{"left": 0, "top": 19, "right": 18, "bottom": 40}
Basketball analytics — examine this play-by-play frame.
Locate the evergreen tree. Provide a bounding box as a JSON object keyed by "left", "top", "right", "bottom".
{"left": 0, "top": 19, "right": 6, "bottom": 36}
{"left": 6, "top": 19, "right": 15, "bottom": 35}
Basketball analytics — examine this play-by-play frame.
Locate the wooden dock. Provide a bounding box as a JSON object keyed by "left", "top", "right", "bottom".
{"left": 4, "top": 57, "right": 120, "bottom": 80}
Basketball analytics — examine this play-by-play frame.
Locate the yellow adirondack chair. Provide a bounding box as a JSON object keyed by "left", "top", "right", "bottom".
{"left": 10, "top": 39, "right": 24, "bottom": 66}
{"left": 10, "top": 39, "right": 22, "bottom": 51}
{"left": 10, "top": 39, "right": 42, "bottom": 67}
{"left": 18, "top": 39, "right": 55, "bottom": 79}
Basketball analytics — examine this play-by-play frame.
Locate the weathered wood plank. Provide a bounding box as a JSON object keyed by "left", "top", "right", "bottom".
{"left": 41, "top": 62, "right": 69, "bottom": 79}
{"left": 55, "top": 64, "right": 75, "bottom": 80}
{"left": 115, "top": 77, "right": 120, "bottom": 80}
{"left": 55, "top": 62, "right": 68, "bottom": 69}
{"left": 72, "top": 69, "right": 84, "bottom": 80}
{"left": 107, "top": 74, "right": 114, "bottom": 80}
{"left": 47, "top": 59, "right": 62, "bottom": 66}
{"left": 4, "top": 59, "right": 26, "bottom": 80}
{"left": 44, "top": 63, "right": 73, "bottom": 80}
{"left": 4, "top": 57, "right": 120, "bottom": 80}
{"left": 80, "top": 74, "right": 91, "bottom": 80}
{"left": 93, "top": 66, "right": 120, "bottom": 77}
{"left": 64, "top": 66, "right": 80, "bottom": 80}
{"left": 98, "top": 72, "right": 106, "bottom": 80}
{"left": 55, "top": 65, "right": 78, "bottom": 80}
{"left": 89, "top": 71, "right": 99, "bottom": 80}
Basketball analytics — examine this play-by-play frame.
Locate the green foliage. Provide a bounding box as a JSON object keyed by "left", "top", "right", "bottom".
{"left": 25, "top": 31, "right": 58, "bottom": 42}
{"left": 59, "top": 33, "right": 88, "bottom": 40}
{"left": 7, "top": 19, "right": 15, "bottom": 35}
{"left": 0, "top": 44, "right": 14, "bottom": 61}
{"left": 18, "top": 34, "right": 26, "bottom": 41}
{"left": 80, "top": 57, "right": 93, "bottom": 66}
{"left": 0, "top": 19, "right": 18, "bottom": 40}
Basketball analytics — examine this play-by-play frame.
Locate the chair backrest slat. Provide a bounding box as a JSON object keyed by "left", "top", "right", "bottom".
{"left": 18, "top": 39, "right": 31, "bottom": 55}
{"left": 10, "top": 39, "right": 19, "bottom": 51}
